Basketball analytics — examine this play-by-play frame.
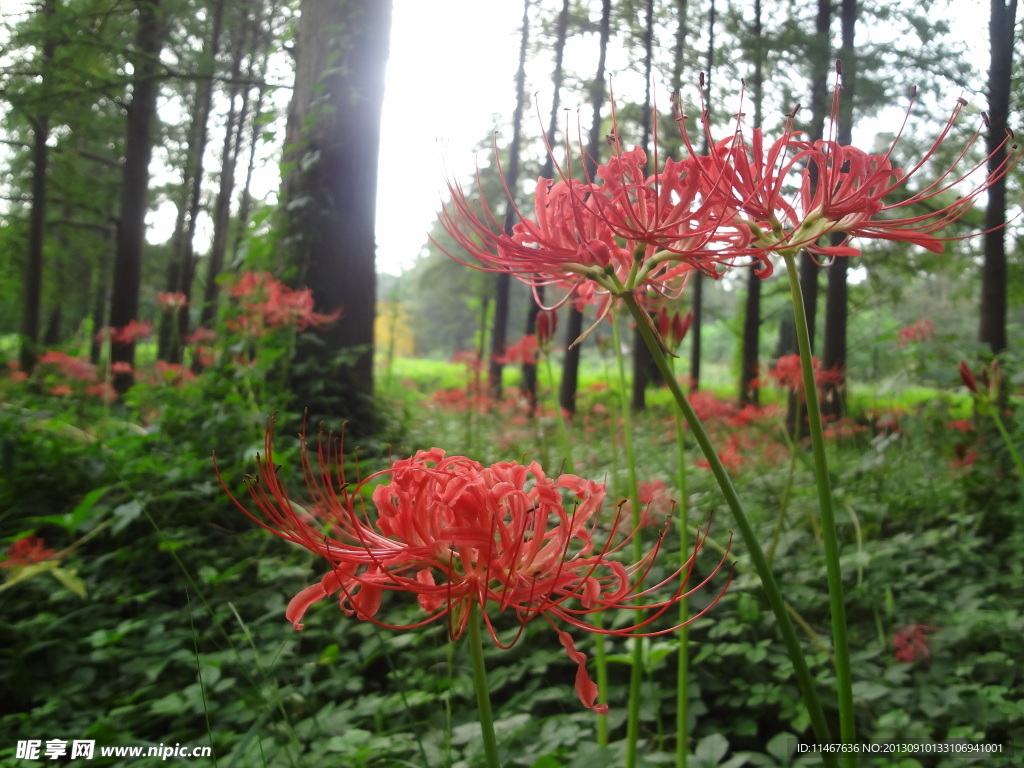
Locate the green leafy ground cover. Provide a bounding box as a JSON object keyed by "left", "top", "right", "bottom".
{"left": 1, "top": 355, "right": 1022, "bottom": 767}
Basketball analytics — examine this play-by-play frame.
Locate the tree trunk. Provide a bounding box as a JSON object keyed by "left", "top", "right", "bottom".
{"left": 821, "top": 0, "right": 857, "bottom": 420}
{"left": 488, "top": 0, "right": 531, "bottom": 401}
{"left": 794, "top": 0, "right": 833, "bottom": 358}
{"left": 109, "top": 0, "right": 163, "bottom": 394}
{"left": 739, "top": 0, "right": 764, "bottom": 407}
{"left": 559, "top": 0, "right": 611, "bottom": 417}
{"left": 163, "top": 0, "right": 224, "bottom": 362}
{"left": 631, "top": 0, "right": 658, "bottom": 412}
{"left": 283, "top": 0, "right": 392, "bottom": 431}
{"left": 18, "top": 0, "right": 56, "bottom": 371}
{"left": 689, "top": 0, "right": 715, "bottom": 393}
{"left": 522, "top": 0, "right": 569, "bottom": 412}
{"left": 783, "top": 0, "right": 832, "bottom": 428}
{"left": 198, "top": 8, "right": 252, "bottom": 333}
{"left": 978, "top": 0, "right": 1017, "bottom": 354}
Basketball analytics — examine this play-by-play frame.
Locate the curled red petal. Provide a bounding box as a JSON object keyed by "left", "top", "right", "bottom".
{"left": 555, "top": 626, "right": 607, "bottom": 714}
{"left": 286, "top": 570, "right": 344, "bottom": 630}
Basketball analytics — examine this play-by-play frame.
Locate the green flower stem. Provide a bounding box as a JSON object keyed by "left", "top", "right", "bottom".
{"left": 767, "top": 403, "right": 804, "bottom": 564}
{"left": 543, "top": 353, "right": 575, "bottom": 475}
{"left": 620, "top": 292, "right": 837, "bottom": 767}
{"left": 467, "top": 601, "right": 503, "bottom": 768}
{"left": 673, "top": 403, "right": 690, "bottom": 768}
{"left": 989, "top": 409, "right": 1024, "bottom": 481}
{"left": 611, "top": 313, "right": 645, "bottom": 768}
{"left": 542, "top": 351, "right": 609, "bottom": 743}
{"left": 779, "top": 250, "right": 855, "bottom": 765}
{"left": 593, "top": 614, "right": 609, "bottom": 746}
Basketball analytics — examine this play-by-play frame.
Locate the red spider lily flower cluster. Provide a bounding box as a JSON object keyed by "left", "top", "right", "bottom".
{"left": 959, "top": 358, "right": 1003, "bottom": 399}
{"left": 766, "top": 353, "right": 845, "bottom": 395}
{"left": 439, "top": 126, "right": 748, "bottom": 312}
{"left": 438, "top": 64, "right": 1020, "bottom": 310}
{"left": 217, "top": 423, "right": 732, "bottom": 713}
{"left": 897, "top": 318, "right": 937, "bottom": 346}
{"left": 156, "top": 291, "right": 189, "bottom": 310}
{"left": 655, "top": 308, "right": 692, "bottom": 352}
{"left": 227, "top": 271, "right": 341, "bottom": 334}
{"left": 495, "top": 334, "right": 539, "bottom": 365}
{"left": 37, "top": 350, "right": 97, "bottom": 382}
{"left": 95, "top": 319, "right": 154, "bottom": 345}
{"left": 1, "top": 536, "right": 57, "bottom": 567}
{"left": 893, "top": 623, "right": 935, "bottom": 663}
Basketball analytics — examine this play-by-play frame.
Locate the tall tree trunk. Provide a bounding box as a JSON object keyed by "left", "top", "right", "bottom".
{"left": 109, "top": 0, "right": 164, "bottom": 394}
{"left": 795, "top": 0, "right": 833, "bottom": 357}
{"left": 979, "top": 0, "right": 1017, "bottom": 354}
{"left": 559, "top": 0, "right": 611, "bottom": 417}
{"left": 631, "top": 0, "right": 658, "bottom": 412}
{"left": 784, "top": 0, "right": 831, "bottom": 431}
{"left": 231, "top": 5, "right": 280, "bottom": 263}
{"left": 821, "top": 4, "right": 857, "bottom": 420}
{"left": 198, "top": 10, "right": 255, "bottom": 335}
{"left": 522, "top": 0, "right": 569, "bottom": 412}
{"left": 283, "top": 0, "right": 392, "bottom": 432}
{"left": 689, "top": 0, "right": 715, "bottom": 393}
{"left": 488, "top": 0, "right": 531, "bottom": 400}
{"left": 21, "top": 115, "right": 50, "bottom": 371}
{"left": 739, "top": 0, "right": 764, "bottom": 407}
{"left": 89, "top": 242, "right": 112, "bottom": 364}
{"left": 18, "top": 0, "right": 56, "bottom": 372}
{"left": 161, "top": 0, "right": 225, "bottom": 362}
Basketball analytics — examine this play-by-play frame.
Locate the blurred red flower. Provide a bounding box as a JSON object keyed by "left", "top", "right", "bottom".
{"left": 2, "top": 536, "right": 57, "bottom": 567}
{"left": 893, "top": 623, "right": 935, "bottom": 663}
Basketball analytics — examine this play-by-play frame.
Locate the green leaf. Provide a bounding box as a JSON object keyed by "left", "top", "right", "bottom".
{"left": 112, "top": 500, "right": 142, "bottom": 534}
{"left": 49, "top": 567, "right": 86, "bottom": 598}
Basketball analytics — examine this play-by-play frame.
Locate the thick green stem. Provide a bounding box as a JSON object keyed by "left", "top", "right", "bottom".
{"left": 780, "top": 251, "right": 855, "bottom": 764}
{"left": 621, "top": 292, "right": 836, "bottom": 766}
{"left": 467, "top": 601, "right": 502, "bottom": 768}
{"left": 673, "top": 403, "right": 690, "bottom": 768}
{"left": 611, "top": 313, "right": 645, "bottom": 768}
{"left": 543, "top": 352, "right": 609, "bottom": 742}
{"left": 543, "top": 353, "right": 575, "bottom": 474}
{"left": 990, "top": 409, "right": 1024, "bottom": 481}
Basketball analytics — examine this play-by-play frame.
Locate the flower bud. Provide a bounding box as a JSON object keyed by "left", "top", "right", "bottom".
{"left": 959, "top": 361, "right": 978, "bottom": 394}
{"left": 536, "top": 309, "right": 558, "bottom": 347}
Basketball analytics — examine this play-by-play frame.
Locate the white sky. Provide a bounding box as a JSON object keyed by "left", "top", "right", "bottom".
{"left": 375, "top": 0, "right": 525, "bottom": 275}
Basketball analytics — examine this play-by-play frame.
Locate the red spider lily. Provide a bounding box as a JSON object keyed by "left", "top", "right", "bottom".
{"left": 37, "top": 351, "right": 97, "bottom": 382}
{"left": 185, "top": 328, "right": 217, "bottom": 346}
{"left": 157, "top": 291, "right": 189, "bottom": 310}
{"left": 496, "top": 335, "right": 538, "bottom": 365}
{"left": 228, "top": 271, "right": 341, "bottom": 332}
{"left": 951, "top": 444, "right": 977, "bottom": 468}
{"left": 2, "top": 536, "right": 57, "bottom": 567}
{"left": 959, "top": 360, "right": 979, "bottom": 393}
{"left": 656, "top": 308, "right": 692, "bottom": 352}
{"left": 768, "top": 354, "right": 811, "bottom": 391}
{"left": 437, "top": 104, "right": 748, "bottom": 311}
{"left": 101, "top": 319, "right": 154, "bottom": 345}
{"left": 216, "top": 422, "right": 732, "bottom": 713}
{"left": 897, "top": 318, "right": 936, "bottom": 346}
{"left": 767, "top": 354, "right": 842, "bottom": 394}
{"left": 694, "top": 65, "right": 1022, "bottom": 262}
{"left": 85, "top": 382, "right": 117, "bottom": 402}
{"left": 893, "top": 623, "right": 935, "bottom": 663}
{"left": 535, "top": 309, "right": 558, "bottom": 347}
